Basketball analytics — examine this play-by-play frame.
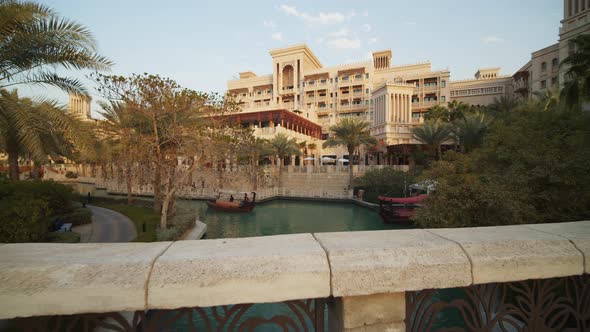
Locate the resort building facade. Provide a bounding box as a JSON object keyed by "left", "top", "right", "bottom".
{"left": 227, "top": 45, "right": 509, "bottom": 163}
{"left": 514, "top": 0, "right": 589, "bottom": 99}
{"left": 226, "top": 0, "right": 588, "bottom": 164}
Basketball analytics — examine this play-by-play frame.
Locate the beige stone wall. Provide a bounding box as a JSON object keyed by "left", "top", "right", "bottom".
{"left": 1, "top": 220, "right": 588, "bottom": 321}
{"left": 450, "top": 74, "right": 513, "bottom": 106}
{"left": 530, "top": 43, "right": 560, "bottom": 93}
{"left": 92, "top": 164, "right": 402, "bottom": 201}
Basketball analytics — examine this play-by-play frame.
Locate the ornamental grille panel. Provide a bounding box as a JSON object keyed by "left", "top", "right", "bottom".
{"left": 12, "top": 298, "right": 328, "bottom": 332}
{"left": 406, "top": 274, "right": 590, "bottom": 332}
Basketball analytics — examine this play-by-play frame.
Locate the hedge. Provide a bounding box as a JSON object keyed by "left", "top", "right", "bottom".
{"left": 0, "top": 180, "right": 75, "bottom": 243}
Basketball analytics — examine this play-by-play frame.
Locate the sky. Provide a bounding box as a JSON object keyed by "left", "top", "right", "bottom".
{"left": 26, "top": 0, "right": 563, "bottom": 117}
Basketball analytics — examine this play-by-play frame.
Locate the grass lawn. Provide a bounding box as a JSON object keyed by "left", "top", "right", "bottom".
{"left": 94, "top": 204, "right": 160, "bottom": 242}
{"left": 44, "top": 232, "right": 81, "bottom": 243}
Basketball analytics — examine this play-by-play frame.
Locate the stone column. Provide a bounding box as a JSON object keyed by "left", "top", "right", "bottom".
{"left": 381, "top": 94, "right": 391, "bottom": 123}
{"left": 408, "top": 95, "right": 412, "bottom": 122}
{"left": 329, "top": 292, "right": 405, "bottom": 331}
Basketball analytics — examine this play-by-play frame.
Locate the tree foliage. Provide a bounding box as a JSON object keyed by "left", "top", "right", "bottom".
{"left": 93, "top": 73, "right": 240, "bottom": 228}
{"left": 0, "top": 89, "right": 91, "bottom": 180}
{"left": 0, "top": 180, "right": 75, "bottom": 242}
{"left": 354, "top": 167, "right": 415, "bottom": 203}
{"left": 323, "top": 118, "right": 376, "bottom": 188}
{"left": 560, "top": 34, "right": 590, "bottom": 108}
{"left": 414, "top": 106, "right": 590, "bottom": 228}
{"left": 411, "top": 120, "right": 451, "bottom": 160}
{"left": 0, "top": 0, "right": 112, "bottom": 94}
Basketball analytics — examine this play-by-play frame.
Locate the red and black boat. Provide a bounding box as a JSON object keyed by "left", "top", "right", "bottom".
{"left": 377, "top": 194, "right": 427, "bottom": 225}
{"left": 206, "top": 192, "right": 257, "bottom": 213}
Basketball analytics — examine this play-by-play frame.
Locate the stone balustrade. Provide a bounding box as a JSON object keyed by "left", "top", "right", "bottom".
{"left": 1, "top": 220, "right": 588, "bottom": 331}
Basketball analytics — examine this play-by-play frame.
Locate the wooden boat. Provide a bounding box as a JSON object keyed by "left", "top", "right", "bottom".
{"left": 206, "top": 192, "right": 257, "bottom": 213}
{"left": 377, "top": 194, "right": 427, "bottom": 224}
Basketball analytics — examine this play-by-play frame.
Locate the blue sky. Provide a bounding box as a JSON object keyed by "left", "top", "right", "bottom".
{"left": 27, "top": 0, "right": 562, "bottom": 116}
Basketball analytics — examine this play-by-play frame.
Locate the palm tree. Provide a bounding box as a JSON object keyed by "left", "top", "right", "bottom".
{"left": 560, "top": 35, "right": 590, "bottom": 109}
{"left": 307, "top": 143, "right": 317, "bottom": 165}
{"left": 411, "top": 120, "right": 452, "bottom": 160}
{"left": 447, "top": 100, "right": 470, "bottom": 122}
{"left": 424, "top": 104, "right": 449, "bottom": 122}
{"left": 0, "top": 89, "right": 88, "bottom": 180}
{"left": 489, "top": 95, "right": 522, "bottom": 117}
{"left": 297, "top": 140, "right": 307, "bottom": 164}
{"left": 0, "top": 1, "right": 112, "bottom": 94}
{"left": 533, "top": 89, "right": 560, "bottom": 112}
{"left": 323, "top": 118, "right": 376, "bottom": 189}
{"left": 269, "top": 133, "right": 300, "bottom": 187}
{"left": 451, "top": 113, "right": 491, "bottom": 153}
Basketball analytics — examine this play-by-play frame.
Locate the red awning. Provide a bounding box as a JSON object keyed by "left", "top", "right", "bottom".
{"left": 378, "top": 194, "right": 428, "bottom": 204}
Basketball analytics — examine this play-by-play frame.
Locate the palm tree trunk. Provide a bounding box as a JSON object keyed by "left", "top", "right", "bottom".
{"left": 437, "top": 145, "right": 442, "bottom": 160}
{"left": 7, "top": 147, "right": 19, "bottom": 181}
{"left": 348, "top": 147, "right": 354, "bottom": 189}
{"left": 251, "top": 155, "right": 258, "bottom": 191}
{"left": 278, "top": 156, "right": 283, "bottom": 188}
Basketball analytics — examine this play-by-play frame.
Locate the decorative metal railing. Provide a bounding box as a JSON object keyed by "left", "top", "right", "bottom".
{"left": 406, "top": 274, "right": 590, "bottom": 332}
{"left": 12, "top": 298, "right": 329, "bottom": 332}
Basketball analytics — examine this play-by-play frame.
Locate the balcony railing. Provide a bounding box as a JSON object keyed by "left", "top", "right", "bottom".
{"left": 282, "top": 101, "right": 295, "bottom": 109}
{"left": 2, "top": 220, "right": 588, "bottom": 331}
{"left": 338, "top": 103, "right": 366, "bottom": 110}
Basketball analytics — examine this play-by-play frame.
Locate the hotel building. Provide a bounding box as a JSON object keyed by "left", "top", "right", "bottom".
{"left": 514, "top": 0, "right": 589, "bottom": 99}
{"left": 227, "top": 45, "right": 509, "bottom": 163}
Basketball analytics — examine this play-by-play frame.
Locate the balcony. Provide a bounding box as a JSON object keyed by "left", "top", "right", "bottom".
{"left": 423, "top": 84, "right": 438, "bottom": 92}
{"left": 253, "top": 101, "right": 271, "bottom": 108}
{"left": 253, "top": 92, "right": 272, "bottom": 100}
{"left": 281, "top": 87, "right": 295, "bottom": 94}
{"left": 282, "top": 101, "right": 295, "bottom": 109}
{"left": 338, "top": 103, "right": 366, "bottom": 111}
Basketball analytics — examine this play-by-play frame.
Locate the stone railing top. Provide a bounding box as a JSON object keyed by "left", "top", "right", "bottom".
{"left": 0, "top": 221, "right": 588, "bottom": 319}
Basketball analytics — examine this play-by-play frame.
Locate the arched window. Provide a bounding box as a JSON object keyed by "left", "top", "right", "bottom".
{"left": 552, "top": 58, "right": 559, "bottom": 67}
{"left": 282, "top": 65, "right": 294, "bottom": 89}
{"left": 541, "top": 62, "right": 547, "bottom": 72}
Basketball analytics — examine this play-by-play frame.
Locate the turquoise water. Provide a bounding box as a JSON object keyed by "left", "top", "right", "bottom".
{"left": 68, "top": 182, "right": 409, "bottom": 238}
{"left": 182, "top": 199, "right": 406, "bottom": 239}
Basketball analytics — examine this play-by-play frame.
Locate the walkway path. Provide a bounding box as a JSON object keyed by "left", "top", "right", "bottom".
{"left": 84, "top": 205, "right": 137, "bottom": 242}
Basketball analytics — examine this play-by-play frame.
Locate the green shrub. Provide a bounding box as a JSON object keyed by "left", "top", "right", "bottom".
{"left": 0, "top": 194, "right": 50, "bottom": 242}
{"left": 59, "top": 207, "right": 92, "bottom": 226}
{"left": 415, "top": 108, "right": 590, "bottom": 228}
{"left": 43, "top": 232, "right": 80, "bottom": 243}
{"left": 413, "top": 155, "right": 536, "bottom": 228}
{"left": 354, "top": 167, "right": 415, "bottom": 203}
{"left": 0, "top": 181, "right": 75, "bottom": 242}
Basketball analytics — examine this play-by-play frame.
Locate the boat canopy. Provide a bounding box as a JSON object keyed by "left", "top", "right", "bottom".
{"left": 377, "top": 194, "right": 428, "bottom": 204}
